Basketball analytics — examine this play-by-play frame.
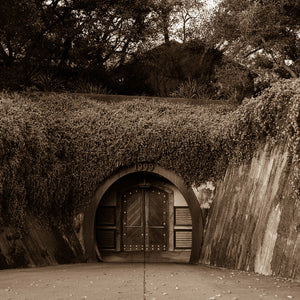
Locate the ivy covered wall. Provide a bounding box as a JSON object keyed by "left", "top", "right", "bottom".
{"left": 0, "top": 79, "right": 299, "bottom": 273}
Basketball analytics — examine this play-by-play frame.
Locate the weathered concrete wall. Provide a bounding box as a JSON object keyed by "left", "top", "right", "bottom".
{"left": 200, "top": 142, "right": 300, "bottom": 279}
{"left": 0, "top": 216, "right": 86, "bottom": 269}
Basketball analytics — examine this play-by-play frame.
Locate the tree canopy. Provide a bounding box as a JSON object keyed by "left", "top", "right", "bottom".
{"left": 0, "top": 0, "right": 298, "bottom": 92}
{"left": 209, "top": 0, "right": 300, "bottom": 78}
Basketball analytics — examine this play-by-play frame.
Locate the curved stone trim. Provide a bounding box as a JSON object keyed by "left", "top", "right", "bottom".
{"left": 82, "top": 165, "right": 204, "bottom": 264}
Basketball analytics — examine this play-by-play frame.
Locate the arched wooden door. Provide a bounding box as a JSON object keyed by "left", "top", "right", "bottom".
{"left": 121, "top": 186, "right": 168, "bottom": 252}
{"left": 94, "top": 173, "right": 194, "bottom": 262}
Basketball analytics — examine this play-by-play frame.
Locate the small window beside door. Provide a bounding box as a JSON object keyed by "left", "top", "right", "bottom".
{"left": 174, "top": 207, "right": 192, "bottom": 249}
{"left": 96, "top": 206, "right": 117, "bottom": 250}
{"left": 174, "top": 207, "right": 192, "bottom": 225}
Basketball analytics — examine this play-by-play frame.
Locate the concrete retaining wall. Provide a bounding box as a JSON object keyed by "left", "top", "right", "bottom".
{"left": 0, "top": 216, "right": 86, "bottom": 269}
{"left": 200, "top": 142, "right": 300, "bottom": 279}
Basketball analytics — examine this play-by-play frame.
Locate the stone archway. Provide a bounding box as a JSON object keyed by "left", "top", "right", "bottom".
{"left": 83, "top": 164, "right": 203, "bottom": 264}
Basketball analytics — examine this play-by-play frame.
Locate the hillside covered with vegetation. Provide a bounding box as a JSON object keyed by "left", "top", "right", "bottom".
{"left": 1, "top": 1, "right": 298, "bottom": 103}
{"left": 0, "top": 79, "right": 299, "bottom": 230}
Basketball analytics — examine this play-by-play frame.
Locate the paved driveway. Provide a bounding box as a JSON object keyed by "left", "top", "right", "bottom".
{"left": 0, "top": 263, "right": 299, "bottom": 300}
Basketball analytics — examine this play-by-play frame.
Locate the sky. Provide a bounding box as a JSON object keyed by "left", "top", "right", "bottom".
{"left": 205, "top": 0, "right": 221, "bottom": 9}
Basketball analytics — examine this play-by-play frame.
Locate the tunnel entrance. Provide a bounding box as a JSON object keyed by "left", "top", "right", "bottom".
{"left": 95, "top": 173, "right": 193, "bottom": 262}
{"left": 84, "top": 164, "right": 203, "bottom": 264}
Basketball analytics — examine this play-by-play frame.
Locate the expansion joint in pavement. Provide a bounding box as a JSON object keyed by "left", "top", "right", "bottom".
{"left": 143, "top": 257, "right": 146, "bottom": 300}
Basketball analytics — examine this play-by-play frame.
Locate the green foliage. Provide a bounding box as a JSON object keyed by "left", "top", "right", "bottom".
{"left": 170, "top": 78, "right": 208, "bottom": 99}
{"left": 226, "top": 79, "right": 300, "bottom": 209}
{"left": 209, "top": 0, "right": 299, "bottom": 79}
{"left": 74, "top": 81, "right": 111, "bottom": 95}
{"left": 118, "top": 40, "right": 224, "bottom": 98}
{"left": 31, "top": 73, "right": 66, "bottom": 92}
{"left": 214, "top": 60, "right": 254, "bottom": 103}
{"left": 0, "top": 79, "right": 299, "bottom": 226}
{"left": 0, "top": 0, "right": 157, "bottom": 90}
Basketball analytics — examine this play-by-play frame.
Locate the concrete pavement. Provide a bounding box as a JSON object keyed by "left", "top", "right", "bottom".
{"left": 0, "top": 263, "right": 299, "bottom": 300}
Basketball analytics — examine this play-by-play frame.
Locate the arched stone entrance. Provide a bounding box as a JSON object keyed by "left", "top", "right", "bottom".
{"left": 83, "top": 164, "right": 203, "bottom": 264}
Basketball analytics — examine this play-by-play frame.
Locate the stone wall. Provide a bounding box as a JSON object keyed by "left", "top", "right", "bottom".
{"left": 200, "top": 141, "right": 300, "bottom": 279}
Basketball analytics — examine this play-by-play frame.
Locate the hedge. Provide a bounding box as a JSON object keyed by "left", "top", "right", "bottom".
{"left": 0, "top": 78, "right": 299, "bottom": 227}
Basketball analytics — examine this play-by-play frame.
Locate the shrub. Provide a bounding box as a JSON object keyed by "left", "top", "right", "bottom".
{"left": 0, "top": 78, "right": 299, "bottom": 226}
{"left": 74, "top": 81, "right": 111, "bottom": 94}
{"left": 30, "top": 73, "right": 66, "bottom": 92}
{"left": 170, "top": 78, "right": 211, "bottom": 99}
{"left": 213, "top": 61, "right": 254, "bottom": 103}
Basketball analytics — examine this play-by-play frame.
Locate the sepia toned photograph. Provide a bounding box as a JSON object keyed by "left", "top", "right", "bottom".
{"left": 0, "top": 0, "right": 299, "bottom": 299}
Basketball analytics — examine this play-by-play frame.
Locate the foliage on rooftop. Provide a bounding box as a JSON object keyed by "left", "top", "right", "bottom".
{"left": 0, "top": 78, "right": 299, "bottom": 227}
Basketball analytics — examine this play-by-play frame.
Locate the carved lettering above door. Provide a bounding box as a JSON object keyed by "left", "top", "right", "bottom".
{"left": 135, "top": 162, "right": 155, "bottom": 172}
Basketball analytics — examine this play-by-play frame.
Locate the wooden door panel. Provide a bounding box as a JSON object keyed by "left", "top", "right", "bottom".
{"left": 148, "top": 228, "right": 167, "bottom": 251}
{"left": 121, "top": 189, "right": 144, "bottom": 251}
{"left": 126, "top": 193, "right": 142, "bottom": 226}
{"left": 147, "top": 188, "right": 168, "bottom": 251}
{"left": 121, "top": 186, "right": 169, "bottom": 252}
{"left": 122, "top": 227, "right": 144, "bottom": 251}
{"left": 148, "top": 190, "right": 167, "bottom": 226}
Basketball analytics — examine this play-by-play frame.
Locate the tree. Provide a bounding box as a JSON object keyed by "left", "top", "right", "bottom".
{"left": 150, "top": 0, "right": 206, "bottom": 43}
{"left": 0, "top": 0, "right": 158, "bottom": 89}
{"left": 171, "top": 0, "right": 205, "bottom": 43}
{"left": 0, "top": 0, "right": 42, "bottom": 67}
{"left": 70, "top": 0, "right": 155, "bottom": 68}
{"left": 208, "top": 0, "right": 300, "bottom": 78}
